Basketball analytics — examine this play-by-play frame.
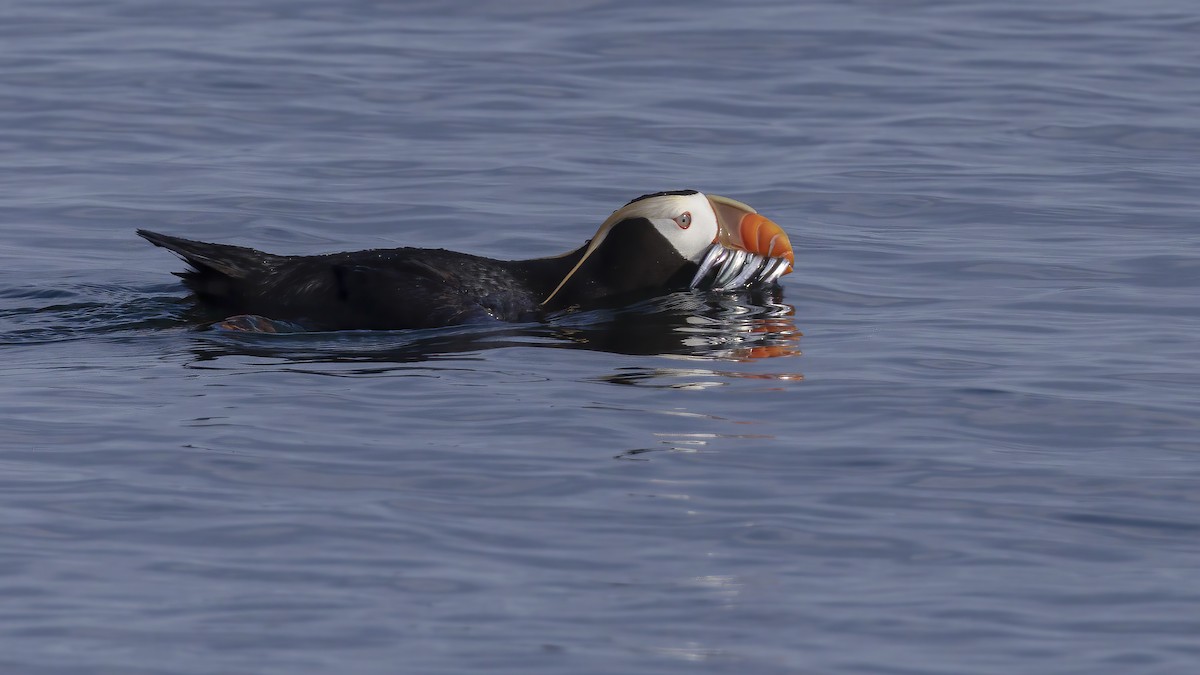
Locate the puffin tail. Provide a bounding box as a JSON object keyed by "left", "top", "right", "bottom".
{"left": 137, "top": 229, "right": 281, "bottom": 301}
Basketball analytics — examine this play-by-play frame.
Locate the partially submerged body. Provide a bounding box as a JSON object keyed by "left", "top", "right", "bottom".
{"left": 139, "top": 190, "right": 793, "bottom": 331}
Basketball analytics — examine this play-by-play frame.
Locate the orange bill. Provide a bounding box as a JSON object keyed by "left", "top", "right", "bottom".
{"left": 707, "top": 195, "right": 794, "bottom": 274}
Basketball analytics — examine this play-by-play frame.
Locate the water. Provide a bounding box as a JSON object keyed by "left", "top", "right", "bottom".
{"left": 3, "top": 0, "right": 1199, "bottom": 672}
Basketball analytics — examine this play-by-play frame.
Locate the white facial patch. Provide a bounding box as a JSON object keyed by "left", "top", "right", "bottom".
{"left": 620, "top": 192, "right": 718, "bottom": 262}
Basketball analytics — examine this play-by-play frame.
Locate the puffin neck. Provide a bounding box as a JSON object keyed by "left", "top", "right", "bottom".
{"left": 505, "top": 243, "right": 591, "bottom": 306}
{"left": 517, "top": 218, "right": 697, "bottom": 310}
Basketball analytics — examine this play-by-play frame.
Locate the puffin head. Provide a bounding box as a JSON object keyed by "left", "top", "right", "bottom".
{"left": 542, "top": 190, "right": 793, "bottom": 308}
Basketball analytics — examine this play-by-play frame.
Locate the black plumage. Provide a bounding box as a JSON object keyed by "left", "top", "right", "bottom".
{"left": 137, "top": 219, "right": 693, "bottom": 331}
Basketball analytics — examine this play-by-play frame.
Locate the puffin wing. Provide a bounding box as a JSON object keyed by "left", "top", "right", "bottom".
{"left": 140, "top": 230, "right": 532, "bottom": 330}
{"left": 316, "top": 260, "right": 501, "bottom": 329}
{"left": 137, "top": 229, "right": 284, "bottom": 308}
{"left": 137, "top": 229, "right": 280, "bottom": 279}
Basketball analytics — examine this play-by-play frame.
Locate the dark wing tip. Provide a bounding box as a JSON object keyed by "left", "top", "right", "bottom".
{"left": 135, "top": 229, "right": 257, "bottom": 279}
{"left": 137, "top": 229, "right": 178, "bottom": 248}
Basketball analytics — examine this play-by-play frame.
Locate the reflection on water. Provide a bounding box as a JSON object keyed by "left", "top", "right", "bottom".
{"left": 598, "top": 367, "right": 804, "bottom": 389}
{"left": 185, "top": 287, "right": 800, "bottom": 366}
{"left": 547, "top": 287, "right": 799, "bottom": 361}
{"left": 0, "top": 283, "right": 800, "bottom": 365}
{"left": 616, "top": 431, "right": 778, "bottom": 461}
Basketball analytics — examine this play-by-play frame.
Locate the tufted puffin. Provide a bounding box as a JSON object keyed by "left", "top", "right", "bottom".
{"left": 138, "top": 190, "right": 793, "bottom": 331}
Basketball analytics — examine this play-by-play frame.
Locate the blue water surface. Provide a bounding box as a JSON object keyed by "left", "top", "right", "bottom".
{"left": 2, "top": 0, "right": 1199, "bottom": 673}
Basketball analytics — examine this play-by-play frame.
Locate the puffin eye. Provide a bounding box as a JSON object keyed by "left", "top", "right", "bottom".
{"left": 674, "top": 212, "right": 692, "bottom": 230}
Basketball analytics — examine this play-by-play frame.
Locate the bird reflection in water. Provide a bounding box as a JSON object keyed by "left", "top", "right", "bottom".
{"left": 551, "top": 285, "right": 799, "bottom": 361}
{"left": 186, "top": 286, "right": 800, "bottom": 365}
